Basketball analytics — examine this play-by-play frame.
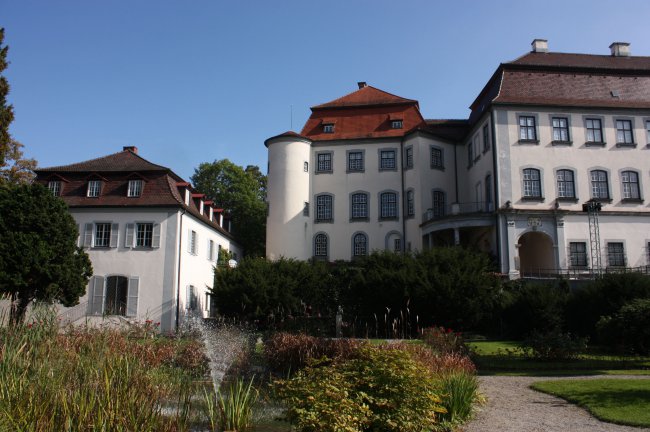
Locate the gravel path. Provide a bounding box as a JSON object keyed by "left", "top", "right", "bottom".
{"left": 461, "top": 375, "right": 650, "bottom": 432}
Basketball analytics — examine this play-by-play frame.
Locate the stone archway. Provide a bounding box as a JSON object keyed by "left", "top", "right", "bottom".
{"left": 518, "top": 231, "right": 555, "bottom": 276}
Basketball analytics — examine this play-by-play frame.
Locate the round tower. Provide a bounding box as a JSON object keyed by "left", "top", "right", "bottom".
{"left": 265, "top": 132, "right": 312, "bottom": 260}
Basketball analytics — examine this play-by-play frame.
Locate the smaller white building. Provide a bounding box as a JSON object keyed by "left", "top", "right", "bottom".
{"left": 35, "top": 147, "right": 242, "bottom": 332}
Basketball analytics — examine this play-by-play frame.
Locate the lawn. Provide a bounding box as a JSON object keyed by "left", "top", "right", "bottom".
{"left": 531, "top": 379, "right": 650, "bottom": 428}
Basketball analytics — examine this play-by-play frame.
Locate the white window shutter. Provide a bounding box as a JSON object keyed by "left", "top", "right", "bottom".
{"left": 126, "top": 277, "right": 139, "bottom": 317}
{"left": 110, "top": 223, "right": 119, "bottom": 248}
{"left": 152, "top": 223, "right": 161, "bottom": 248}
{"left": 186, "top": 285, "right": 192, "bottom": 309}
{"left": 76, "top": 224, "right": 80, "bottom": 247}
{"left": 88, "top": 275, "right": 105, "bottom": 315}
{"left": 207, "top": 239, "right": 212, "bottom": 260}
{"left": 83, "top": 223, "right": 94, "bottom": 248}
{"left": 125, "top": 223, "right": 134, "bottom": 248}
{"left": 187, "top": 229, "right": 192, "bottom": 253}
{"left": 195, "top": 232, "right": 199, "bottom": 255}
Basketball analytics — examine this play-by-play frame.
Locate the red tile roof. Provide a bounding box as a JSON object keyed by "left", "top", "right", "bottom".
{"left": 36, "top": 148, "right": 172, "bottom": 174}
{"left": 312, "top": 85, "right": 418, "bottom": 109}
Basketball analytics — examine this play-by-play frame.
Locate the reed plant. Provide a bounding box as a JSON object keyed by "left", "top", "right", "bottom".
{"left": 204, "top": 376, "right": 259, "bottom": 432}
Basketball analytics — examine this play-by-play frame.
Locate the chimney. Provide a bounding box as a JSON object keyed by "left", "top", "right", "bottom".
{"left": 357, "top": 81, "right": 367, "bottom": 89}
{"left": 531, "top": 39, "right": 548, "bottom": 53}
{"left": 123, "top": 146, "right": 138, "bottom": 154}
{"left": 610, "top": 42, "right": 630, "bottom": 57}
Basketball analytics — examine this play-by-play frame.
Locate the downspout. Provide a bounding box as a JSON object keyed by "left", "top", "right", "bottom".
{"left": 175, "top": 208, "right": 186, "bottom": 333}
{"left": 453, "top": 143, "right": 459, "bottom": 203}
{"left": 400, "top": 136, "right": 407, "bottom": 251}
{"left": 490, "top": 109, "right": 504, "bottom": 273}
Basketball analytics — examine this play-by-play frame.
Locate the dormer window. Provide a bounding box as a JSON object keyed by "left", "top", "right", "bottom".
{"left": 323, "top": 124, "right": 334, "bottom": 133}
{"left": 127, "top": 179, "right": 143, "bottom": 197}
{"left": 48, "top": 181, "right": 62, "bottom": 196}
{"left": 87, "top": 180, "right": 102, "bottom": 197}
{"left": 391, "top": 120, "right": 403, "bottom": 129}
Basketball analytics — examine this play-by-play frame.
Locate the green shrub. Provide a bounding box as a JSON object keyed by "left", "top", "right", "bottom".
{"left": 437, "top": 372, "right": 480, "bottom": 425}
{"left": 274, "top": 346, "right": 446, "bottom": 432}
{"left": 566, "top": 273, "right": 650, "bottom": 339}
{"left": 421, "top": 326, "right": 469, "bottom": 355}
{"left": 596, "top": 298, "right": 650, "bottom": 355}
{"left": 521, "top": 330, "right": 588, "bottom": 360}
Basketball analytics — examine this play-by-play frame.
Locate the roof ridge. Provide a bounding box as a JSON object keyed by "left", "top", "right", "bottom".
{"left": 312, "top": 85, "right": 418, "bottom": 109}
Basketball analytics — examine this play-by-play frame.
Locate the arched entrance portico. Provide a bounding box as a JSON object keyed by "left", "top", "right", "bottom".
{"left": 518, "top": 231, "right": 555, "bottom": 276}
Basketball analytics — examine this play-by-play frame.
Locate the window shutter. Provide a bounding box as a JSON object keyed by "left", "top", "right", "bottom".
{"left": 207, "top": 239, "right": 212, "bottom": 260}
{"left": 125, "top": 223, "right": 134, "bottom": 248}
{"left": 110, "top": 223, "right": 119, "bottom": 248}
{"left": 126, "top": 277, "right": 139, "bottom": 317}
{"left": 187, "top": 229, "right": 192, "bottom": 253}
{"left": 152, "top": 223, "right": 161, "bottom": 248}
{"left": 195, "top": 232, "right": 199, "bottom": 255}
{"left": 88, "top": 275, "right": 105, "bottom": 315}
{"left": 83, "top": 223, "right": 94, "bottom": 247}
{"left": 186, "top": 285, "right": 192, "bottom": 310}
{"left": 76, "top": 224, "right": 80, "bottom": 247}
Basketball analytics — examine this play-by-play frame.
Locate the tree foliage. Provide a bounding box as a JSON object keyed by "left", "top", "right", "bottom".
{"left": 1, "top": 28, "right": 16, "bottom": 168}
{"left": 0, "top": 183, "right": 93, "bottom": 324}
{"left": 191, "top": 159, "right": 266, "bottom": 257}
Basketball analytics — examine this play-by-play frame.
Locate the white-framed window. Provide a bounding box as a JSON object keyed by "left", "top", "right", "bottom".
{"left": 136, "top": 223, "right": 153, "bottom": 247}
{"left": 523, "top": 168, "right": 542, "bottom": 198}
{"left": 348, "top": 151, "right": 364, "bottom": 172}
{"left": 188, "top": 230, "right": 198, "bottom": 255}
{"left": 127, "top": 179, "right": 143, "bottom": 197}
{"left": 186, "top": 285, "right": 198, "bottom": 311}
{"left": 616, "top": 119, "right": 634, "bottom": 144}
{"left": 607, "top": 242, "right": 626, "bottom": 267}
{"left": 352, "top": 232, "right": 368, "bottom": 257}
{"left": 430, "top": 147, "right": 443, "bottom": 169}
{"left": 84, "top": 222, "right": 118, "bottom": 248}
{"left": 314, "top": 233, "right": 328, "bottom": 258}
{"left": 406, "top": 190, "right": 415, "bottom": 217}
{"left": 380, "top": 150, "right": 396, "bottom": 170}
{"left": 552, "top": 117, "right": 570, "bottom": 142}
{"left": 317, "top": 152, "right": 332, "bottom": 172}
{"left": 351, "top": 193, "right": 368, "bottom": 220}
{"left": 569, "top": 242, "right": 588, "bottom": 268}
{"left": 405, "top": 146, "right": 413, "bottom": 169}
{"left": 394, "top": 238, "right": 402, "bottom": 253}
{"left": 585, "top": 118, "right": 604, "bottom": 143}
{"left": 483, "top": 124, "right": 490, "bottom": 152}
{"left": 88, "top": 275, "right": 139, "bottom": 317}
{"left": 621, "top": 171, "right": 641, "bottom": 200}
{"left": 316, "top": 194, "right": 333, "bottom": 222}
{"left": 323, "top": 123, "right": 334, "bottom": 133}
{"left": 87, "top": 180, "right": 102, "bottom": 197}
{"left": 380, "top": 192, "right": 397, "bottom": 219}
{"left": 432, "top": 190, "right": 445, "bottom": 218}
{"left": 208, "top": 239, "right": 215, "bottom": 261}
{"left": 124, "top": 223, "right": 160, "bottom": 248}
{"left": 556, "top": 169, "right": 576, "bottom": 199}
{"left": 391, "top": 120, "right": 403, "bottom": 129}
{"left": 519, "top": 116, "right": 537, "bottom": 141}
{"left": 48, "top": 180, "right": 62, "bottom": 196}
{"left": 590, "top": 170, "right": 610, "bottom": 200}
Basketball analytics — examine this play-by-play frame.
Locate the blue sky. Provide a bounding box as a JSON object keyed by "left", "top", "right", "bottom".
{"left": 3, "top": 0, "right": 650, "bottom": 181}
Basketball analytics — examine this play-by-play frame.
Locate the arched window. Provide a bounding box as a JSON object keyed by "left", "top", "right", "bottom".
{"left": 621, "top": 171, "right": 640, "bottom": 200}
{"left": 590, "top": 170, "right": 609, "bottom": 199}
{"left": 314, "top": 233, "right": 328, "bottom": 258}
{"left": 523, "top": 168, "right": 542, "bottom": 198}
{"left": 353, "top": 233, "right": 368, "bottom": 257}
{"left": 556, "top": 169, "right": 575, "bottom": 198}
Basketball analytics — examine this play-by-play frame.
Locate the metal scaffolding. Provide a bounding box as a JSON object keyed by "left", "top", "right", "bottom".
{"left": 583, "top": 200, "right": 602, "bottom": 275}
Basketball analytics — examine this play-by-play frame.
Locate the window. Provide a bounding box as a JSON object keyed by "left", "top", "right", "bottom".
{"left": 483, "top": 125, "right": 490, "bottom": 152}
{"left": 590, "top": 170, "right": 609, "bottom": 200}
{"left": 556, "top": 169, "right": 576, "bottom": 199}
{"left": 432, "top": 190, "right": 445, "bottom": 218}
{"left": 87, "top": 180, "right": 102, "bottom": 197}
{"left": 352, "top": 233, "right": 368, "bottom": 257}
{"left": 569, "top": 242, "right": 588, "bottom": 268}
{"left": 586, "top": 118, "right": 603, "bottom": 143}
{"left": 552, "top": 117, "right": 570, "bottom": 142}
{"left": 208, "top": 239, "right": 215, "bottom": 261}
{"left": 316, "top": 195, "right": 333, "bottom": 222}
{"left": 485, "top": 175, "right": 492, "bottom": 211}
{"left": 317, "top": 153, "right": 332, "bottom": 172}
{"left": 646, "top": 120, "right": 650, "bottom": 143}
{"left": 473, "top": 135, "right": 480, "bottom": 160}
{"left": 391, "top": 120, "right": 403, "bottom": 129}
{"left": 467, "top": 142, "right": 473, "bottom": 166}
{"left": 303, "top": 161, "right": 309, "bottom": 172}
{"left": 186, "top": 285, "right": 198, "bottom": 311}
{"left": 94, "top": 223, "right": 111, "bottom": 247}
{"left": 314, "top": 233, "right": 328, "bottom": 258}
{"left": 127, "top": 179, "right": 143, "bottom": 197}
{"left": 621, "top": 171, "right": 641, "bottom": 200}
{"left": 519, "top": 116, "right": 537, "bottom": 141}
{"left": 48, "top": 181, "right": 61, "bottom": 196}
{"left": 380, "top": 150, "right": 396, "bottom": 170}
{"left": 105, "top": 275, "right": 129, "bottom": 316}
{"left": 522, "top": 168, "right": 542, "bottom": 198}
{"left": 405, "top": 147, "right": 413, "bottom": 169}
{"left": 323, "top": 123, "right": 334, "bottom": 133}
{"left": 303, "top": 201, "right": 309, "bottom": 216}
{"left": 616, "top": 120, "right": 634, "bottom": 144}
{"left": 189, "top": 230, "right": 197, "bottom": 255}
{"left": 431, "top": 147, "right": 443, "bottom": 169}
{"left": 406, "top": 190, "right": 414, "bottom": 217}
{"left": 348, "top": 151, "right": 364, "bottom": 171}
{"left": 394, "top": 238, "right": 402, "bottom": 253}
{"left": 351, "top": 193, "right": 368, "bottom": 219}
{"left": 136, "top": 223, "right": 153, "bottom": 247}
{"left": 88, "top": 275, "right": 138, "bottom": 317}
{"left": 607, "top": 242, "right": 626, "bottom": 267}
{"left": 380, "top": 192, "right": 397, "bottom": 219}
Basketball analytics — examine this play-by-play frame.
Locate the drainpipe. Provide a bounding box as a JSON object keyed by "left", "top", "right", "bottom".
{"left": 453, "top": 142, "right": 459, "bottom": 203}
{"left": 490, "top": 109, "right": 504, "bottom": 273}
{"left": 175, "top": 208, "right": 186, "bottom": 333}
{"left": 400, "top": 136, "right": 407, "bottom": 252}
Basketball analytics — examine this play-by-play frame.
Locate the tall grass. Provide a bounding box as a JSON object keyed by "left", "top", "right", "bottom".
{"left": 0, "top": 305, "right": 203, "bottom": 431}
{"left": 204, "top": 376, "right": 259, "bottom": 432}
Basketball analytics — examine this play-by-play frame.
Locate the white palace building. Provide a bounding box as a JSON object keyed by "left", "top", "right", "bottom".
{"left": 265, "top": 40, "right": 650, "bottom": 279}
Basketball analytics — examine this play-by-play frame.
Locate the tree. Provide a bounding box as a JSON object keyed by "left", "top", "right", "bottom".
{"left": 0, "top": 183, "right": 93, "bottom": 324}
{"left": 0, "top": 138, "right": 36, "bottom": 184}
{"left": 0, "top": 28, "right": 14, "bottom": 168}
{"left": 191, "top": 159, "right": 267, "bottom": 257}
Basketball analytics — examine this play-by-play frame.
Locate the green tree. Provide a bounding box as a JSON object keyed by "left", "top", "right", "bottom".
{"left": 1, "top": 138, "right": 36, "bottom": 183}
{"left": 0, "top": 183, "right": 93, "bottom": 324}
{"left": 191, "top": 159, "right": 266, "bottom": 256}
{"left": 1, "top": 27, "right": 15, "bottom": 168}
